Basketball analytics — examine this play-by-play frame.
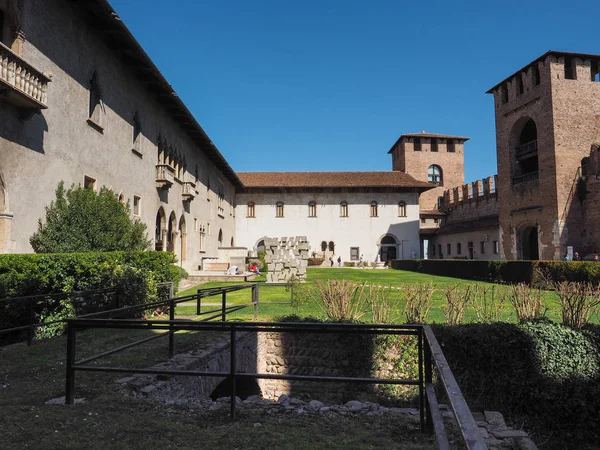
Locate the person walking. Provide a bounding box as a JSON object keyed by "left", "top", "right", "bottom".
{"left": 359, "top": 255, "right": 364, "bottom": 268}
{"left": 337, "top": 256, "right": 342, "bottom": 267}
{"left": 329, "top": 256, "right": 334, "bottom": 267}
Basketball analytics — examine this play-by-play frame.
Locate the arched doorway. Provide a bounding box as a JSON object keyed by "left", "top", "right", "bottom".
{"left": 518, "top": 226, "right": 539, "bottom": 260}
{"left": 218, "top": 229, "right": 223, "bottom": 247}
{"left": 321, "top": 241, "right": 327, "bottom": 252}
{"left": 379, "top": 235, "right": 398, "bottom": 262}
{"left": 155, "top": 207, "right": 166, "bottom": 251}
{"left": 167, "top": 211, "right": 177, "bottom": 252}
{"left": 178, "top": 215, "right": 186, "bottom": 262}
{"left": 255, "top": 239, "right": 266, "bottom": 253}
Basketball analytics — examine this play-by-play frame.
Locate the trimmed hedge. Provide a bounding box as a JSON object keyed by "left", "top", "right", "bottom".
{"left": 433, "top": 321, "right": 600, "bottom": 448}
{"left": 0, "top": 251, "right": 181, "bottom": 343}
{"left": 391, "top": 259, "right": 600, "bottom": 285}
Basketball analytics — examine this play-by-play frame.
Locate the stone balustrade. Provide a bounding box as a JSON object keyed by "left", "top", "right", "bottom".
{"left": 182, "top": 181, "right": 196, "bottom": 201}
{"left": 156, "top": 164, "right": 175, "bottom": 188}
{"left": 0, "top": 42, "right": 50, "bottom": 111}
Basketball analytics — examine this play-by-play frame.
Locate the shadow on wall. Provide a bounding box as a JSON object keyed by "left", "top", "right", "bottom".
{"left": 382, "top": 221, "right": 420, "bottom": 262}
{"left": 432, "top": 321, "right": 600, "bottom": 450}
{"left": 0, "top": 106, "right": 48, "bottom": 154}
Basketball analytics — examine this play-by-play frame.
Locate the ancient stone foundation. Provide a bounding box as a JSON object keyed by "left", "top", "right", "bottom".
{"left": 263, "top": 236, "right": 309, "bottom": 283}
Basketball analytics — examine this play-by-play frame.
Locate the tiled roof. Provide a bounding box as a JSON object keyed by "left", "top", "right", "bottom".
{"left": 387, "top": 132, "right": 469, "bottom": 153}
{"left": 436, "top": 215, "right": 499, "bottom": 235}
{"left": 237, "top": 172, "right": 434, "bottom": 190}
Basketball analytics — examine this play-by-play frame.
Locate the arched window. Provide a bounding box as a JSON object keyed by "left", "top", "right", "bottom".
{"left": 321, "top": 241, "right": 327, "bottom": 251}
{"left": 340, "top": 201, "right": 348, "bottom": 217}
{"left": 275, "top": 201, "right": 284, "bottom": 218}
{"left": 308, "top": 201, "right": 317, "bottom": 218}
{"left": 398, "top": 201, "right": 407, "bottom": 217}
{"left": 247, "top": 202, "right": 255, "bottom": 218}
{"left": 428, "top": 165, "right": 443, "bottom": 186}
{"left": 511, "top": 117, "right": 538, "bottom": 185}
{"left": 381, "top": 235, "right": 396, "bottom": 245}
{"left": 370, "top": 201, "right": 378, "bottom": 217}
{"left": 218, "top": 229, "right": 223, "bottom": 246}
{"left": 328, "top": 241, "right": 335, "bottom": 252}
{"left": 437, "top": 196, "right": 443, "bottom": 210}
{"left": 231, "top": 237, "right": 235, "bottom": 247}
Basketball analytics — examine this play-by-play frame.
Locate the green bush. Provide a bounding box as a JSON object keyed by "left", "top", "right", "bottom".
{"left": 0, "top": 251, "right": 180, "bottom": 344}
{"left": 433, "top": 320, "right": 600, "bottom": 447}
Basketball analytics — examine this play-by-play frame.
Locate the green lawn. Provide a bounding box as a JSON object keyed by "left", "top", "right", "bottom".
{"left": 176, "top": 268, "right": 567, "bottom": 324}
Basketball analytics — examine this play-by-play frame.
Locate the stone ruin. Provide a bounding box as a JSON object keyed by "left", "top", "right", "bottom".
{"left": 263, "top": 236, "right": 309, "bottom": 283}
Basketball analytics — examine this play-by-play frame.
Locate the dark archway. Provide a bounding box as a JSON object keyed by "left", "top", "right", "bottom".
{"left": 510, "top": 117, "right": 539, "bottom": 184}
{"left": 155, "top": 207, "right": 166, "bottom": 251}
{"left": 321, "top": 241, "right": 327, "bottom": 252}
{"left": 379, "top": 235, "right": 398, "bottom": 262}
{"left": 210, "top": 376, "right": 262, "bottom": 401}
{"left": 328, "top": 241, "right": 335, "bottom": 252}
{"left": 167, "top": 211, "right": 176, "bottom": 252}
{"left": 519, "top": 226, "right": 539, "bottom": 260}
{"left": 218, "top": 229, "right": 223, "bottom": 247}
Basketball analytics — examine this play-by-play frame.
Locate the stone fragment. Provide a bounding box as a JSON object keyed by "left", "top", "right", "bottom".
{"left": 346, "top": 400, "right": 362, "bottom": 412}
{"left": 491, "top": 429, "right": 529, "bottom": 439}
{"left": 484, "top": 411, "right": 507, "bottom": 430}
{"left": 309, "top": 400, "right": 324, "bottom": 410}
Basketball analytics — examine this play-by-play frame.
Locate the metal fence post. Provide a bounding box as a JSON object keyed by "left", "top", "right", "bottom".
{"left": 196, "top": 290, "right": 201, "bottom": 315}
{"left": 27, "top": 297, "right": 34, "bottom": 346}
{"left": 418, "top": 328, "right": 425, "bottom": 432}
{"left": 424, "top": 335, "right": 433, "bottom": 433}
{"left": 168, "top": 298, "right": 175, "bottom": 358}
{"left": 253, "top": 284, "right": 258, "bottom": 321}
{"left": 230, "top": 324, "right": 237, "bottom": 420}
{"left": 222, "top": 291, "right": 227, "bottom": 322}
{"left": 65, "top": 322, "right": 76, "bottom": 405}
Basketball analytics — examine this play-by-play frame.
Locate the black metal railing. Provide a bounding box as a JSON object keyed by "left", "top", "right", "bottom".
{"left": 0, "top": 289, "right": 115, "bottom": 346}
{"left": 63, "top": 307, "right": 486, "bottom": 449}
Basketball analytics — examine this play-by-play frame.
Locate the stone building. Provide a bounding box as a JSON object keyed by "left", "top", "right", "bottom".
{"left": 487, "top": 50, "right": 600, "bottom": 260}
{"left": 235, "top": 172, "right": 432, "bottom": 263}
{"left": 0, "top": 0, "right": 239, "bottom": 268}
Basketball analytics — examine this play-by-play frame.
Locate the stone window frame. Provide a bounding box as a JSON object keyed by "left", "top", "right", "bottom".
{"left": 87, "top": 71, "right": 104, "bottom": 132}
{"left": 493, "top": 240, "right": 499, "bottom": 254}
{"left": 308, "top": 201, "right": 317, "bottom": 218}
{"left": 247, "top": 202, "right": 256, "bottom": 218}
{"left": 370, "top": 201, "right": 378, "bottom": 218}
{"left": 428, "top": 165, "right": 443, "bottom": 186}
{"left": 480, "top": 241, "right": 486, "bottom": 254}
{"left": 457, "top": 242, "right": 462, "bottom": 255}
{"left": 275, "top": 201, "right": 284, "bottom": 218}
{"left": 199, "top": 225, "right": 206, "bottom": 252}
{"left": 340, "top": 201, "right": 349, "bottom": 217}
{"left": 398, "top": 201, "right": 407, "bottom": 217}
{"left": 414, "top": 137, "right": 422, "bottom": 151}
{"left": 133, "top": 195, "right": 141, "bottom": 217}
{"left": 447, "top": 243, "right": 451, "bottom": 256}
{"left": 83, "top": 175, "right": 96, "bottom": 191}
{"left": 350, "top": 247, "right": 359, "bottom": 261}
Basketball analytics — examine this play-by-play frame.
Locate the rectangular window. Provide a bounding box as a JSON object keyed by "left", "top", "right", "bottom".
{"left": 431, "top": 138, "right": 438, "bottom": 152}
{"left": 207, "top": 223, "right": 211, "bottom": 235}
{"left": 501, "top": 85, "right": 509, "bottom": 104}
{"left": 447, "top": 243, "right": 451, "bottom": 256}
{"left": 194, "top": 218, "right": 197, "bottom": 232}
{"left": 457, "top": 243, "right": 462, "bottom": 255}
{"left": 493, "top": 240, "right": 499, "bottom": 254}
{"left": 516, "top": 73, "right": 524, "bottom": 96}
{"left": 414, "top": 137, "right": 422, "bottom": 151}
{"left": 421, "top": 218, "right": 426, "bottom": 224}
{"left": 398, "top": 202, "right": 406, "bottom": 217}
{"left": 217, "top": 179, "right": 225, "bottom": 217}
{"left": 434, "top": 218, "right": 439, "bottom": 224}
{"left": 199, "top": 226, "right": 206, "bottom": 251}
{"left": 83, "top": 175, "right": 96, "bottom": 191}
{"left": 133, "top": 195, "right": 141, "bottom": 216}
{"left": 431, "top": 245, "right": 436, "bottom": 256}
{"left": 340, "top": 202, "right": 348, "bottom": 217}
{"left": 247, "top": 203, "right": 255, "bottom": 218}
{"left": 447, "top": 139, "right": 455, "bottom": 153}
{"left": 350, "top": 247, "right": 359, "bottom": 261}
{"left": 438, "top": 244, "right": 441, "bottom": 257}
{"left": 276, "top": 202, "right": 284, "bottom": 218}
{"left": 308, "top": 202, "right": 317, "bottom": 217}
{"left": 370, "top": 202, "right": 378, "bottom": 217}
{"left": 480, "top": 241, "right": 485, "bottom": 254}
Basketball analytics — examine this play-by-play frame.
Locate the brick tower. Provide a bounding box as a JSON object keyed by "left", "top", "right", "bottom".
{"left": 388, "top": 132, "right": 468, "bottom": 211}
{"left": 488, "top": 51, "right": 600, "bottom": 260}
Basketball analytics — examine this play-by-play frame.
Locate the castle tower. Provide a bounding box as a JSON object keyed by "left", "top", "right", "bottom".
{"left": 488, "top": 50, "right": 600, "bottom": 260}
{"left": 388, "top": 132, "right": 468, "bottom": 211}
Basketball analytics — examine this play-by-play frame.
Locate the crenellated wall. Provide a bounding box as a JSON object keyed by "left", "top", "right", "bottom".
{"left": 440, "top": 175, "right": 499, "bottom": 222}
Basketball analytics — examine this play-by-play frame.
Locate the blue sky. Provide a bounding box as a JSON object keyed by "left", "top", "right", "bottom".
{"left": 111, "top": 0, "right": 599, "bottom": 182}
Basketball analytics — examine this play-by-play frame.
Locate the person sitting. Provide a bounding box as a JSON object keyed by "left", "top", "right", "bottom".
{"left": 249, "top": 263, "right": 261, "bottom": 276}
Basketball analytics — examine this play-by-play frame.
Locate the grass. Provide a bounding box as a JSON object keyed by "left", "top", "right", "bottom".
{"left": 177, "top": 268, "right": 571, "bottom": 323}
{"left": 1, "top": 327, "right": 436, "bottom": 449}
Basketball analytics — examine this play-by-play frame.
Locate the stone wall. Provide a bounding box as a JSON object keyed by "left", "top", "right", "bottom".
{"left": 263, "top": 236, "right": 309, "bottom": 283}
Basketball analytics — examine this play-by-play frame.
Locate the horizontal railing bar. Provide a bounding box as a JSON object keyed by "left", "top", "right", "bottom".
{"left": 423, "top": 326, "right": 487, "bottom": 450}
{"left": 426, "top": 383, "right": 450, "bottom": 450}
{"left": 71, "top": 365, "right": 419, "bottom": 386}
{"left": 75, "top": 331, "right": 169, "bottom": 366}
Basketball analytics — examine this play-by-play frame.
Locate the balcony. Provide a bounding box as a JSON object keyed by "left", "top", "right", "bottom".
{"left": 156, "top": 164, "right": 175, "bottom": 188}
{"left": 512, "top": 171, "right": 539, "bottom": 186}
{"left": 182, "top": 181, "right": 196, "bottom": 201}
{"left": 515, "top": 140, "right": 537, "bottom": 160}
{"left": 0, "top": 42, "right": 51, "bottom": 115}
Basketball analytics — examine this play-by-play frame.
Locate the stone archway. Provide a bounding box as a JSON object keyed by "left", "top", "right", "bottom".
{"left": 155, "top": 207, "right": 166, "bottom": 251}
{"left": 178, "top": 215, "right": 186, "bottom": 262}
{"left": 167, "top": 211, "right": 177, "bottom": 253}
{"left": 379, "top": 235, "right": 398, "bottom": 262}
{"left": 518, "top": 226, "right": 539, "bottom": 260}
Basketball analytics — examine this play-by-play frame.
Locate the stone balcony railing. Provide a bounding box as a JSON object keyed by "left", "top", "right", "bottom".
{"left": 182, "top": 181, "right": 196, "bottom": 201}
{"left": 156, "top": 164, "right": 175, "bottom": 188}
{"left": 0, "top": 41, "right": 51, "bottom": 113}
{"left": 512, "top": 171, "right": 539, "bottom": 186}
{"left": 515, "top": 140, "right": 537, "bottom": 159}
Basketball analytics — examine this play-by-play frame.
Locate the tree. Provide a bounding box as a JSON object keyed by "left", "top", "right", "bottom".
{"left": 30, "top": 182, "right": 150, "bottom": 253}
